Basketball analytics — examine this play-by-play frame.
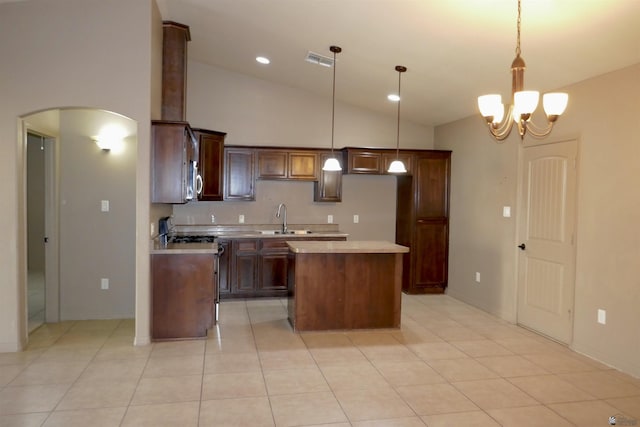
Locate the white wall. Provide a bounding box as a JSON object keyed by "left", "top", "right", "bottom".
{"left": 186, "top": 61, "right": 434, "bottom": 149}
{"left": 435, "top": 63, "right": 640, "bottom": 377}
{"left": 0, "top": 0, "right": 158, "bottom": 351}
{"left": 173, "top": 175, "right": 398, "bottom": 242}
{"left": 173, "top": 60, "right": 434, "bottom": 239}
{"left": 57, "top": 109, "right": 137, "bottom": 320}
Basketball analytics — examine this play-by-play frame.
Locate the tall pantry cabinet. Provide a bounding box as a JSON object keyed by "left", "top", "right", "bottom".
{"left": 396, "top": 151, "right": 451, "bottom": 294}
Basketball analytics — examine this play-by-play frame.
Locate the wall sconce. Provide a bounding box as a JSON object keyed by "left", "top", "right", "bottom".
{"left": 93, "top": 124, "right": 126, "bottom": 153}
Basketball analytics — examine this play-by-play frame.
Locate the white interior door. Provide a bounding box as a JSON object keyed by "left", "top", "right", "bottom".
{"left": 517, "top": 139, "right": 578, "bottom": 344}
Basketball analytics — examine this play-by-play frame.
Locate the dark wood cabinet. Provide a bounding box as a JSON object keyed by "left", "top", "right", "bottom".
{"left": 193, "top": 128, "right": 226, "bottom": 201}
{"left": 151, "top": 120, "right": 197, "bottom": 204}
{"left": 151, "top": 253, "right": 215, "bottom": 340}
{"left": 258, "top": 239, "right": 289, "bottom": 291}
{"left": 345, "top": 149, "right": 382, "bottom": 174}
{"left": 314, "top": 152, "right": 343, "bottom": 202}
{"left": 224, "top": 147, "right": 255, "bottom": 200}
{"left": 396, "top": 151, "right": 451, "bottom": 294}
{"left": 161, "top": 21, "right": 190, "bottom": 122}
{"left": 221, "top": 236, "right": 347, "bottom": 299}
{"left": 256, "top": 149, "right": 318, "bottom": 180}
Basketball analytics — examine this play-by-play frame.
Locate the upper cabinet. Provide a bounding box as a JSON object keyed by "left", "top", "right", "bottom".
{"left": 193, "top": 128, "right": 226, "bottom": 201}
{"left": 315, "top": 151, "right": 342, "bottom": 202}
{"left": 343, "top": 148, "right": 413, "bottom": 175}
{"left": 345, "top": 149, "right": 382, "bottom": 174}
{"left": 151, "top": 120, "right": 197, "bottom": 204}
{"left": 256, "top": 149, "right": 318, "bottom": 181}
{"left": 161, "top": 21, "right": 190, "bottom": 122}
{"left": 224, "top": 147, "right": 255, "bottom": 201}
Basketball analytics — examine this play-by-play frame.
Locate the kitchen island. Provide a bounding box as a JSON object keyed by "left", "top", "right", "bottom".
{"left": 286, "top": 241, "right": 409, "bottom": 332}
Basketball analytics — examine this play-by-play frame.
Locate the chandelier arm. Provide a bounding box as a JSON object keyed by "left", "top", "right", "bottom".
{"left": 485, "top": 104, "right": 515, "bottom": 141}
{"left": 523, "top": 119, "right": 555, "bottom": 139}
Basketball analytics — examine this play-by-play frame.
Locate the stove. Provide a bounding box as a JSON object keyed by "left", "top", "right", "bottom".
{"left": 168, "top": 235, "right": 217, "bottom": 244}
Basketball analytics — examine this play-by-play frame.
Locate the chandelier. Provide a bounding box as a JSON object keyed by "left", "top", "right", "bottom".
{"left": 477, "top": 0, "right": 568, "bottom": 141}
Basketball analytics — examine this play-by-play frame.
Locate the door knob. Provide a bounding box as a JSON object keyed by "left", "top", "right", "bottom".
{"left": 518, "top": 243, "right": 526, "bottom": 250}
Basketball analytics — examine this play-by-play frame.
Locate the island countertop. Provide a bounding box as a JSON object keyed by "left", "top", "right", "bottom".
{"left": 287, "top": 240, "right": 409, "bottom": 254}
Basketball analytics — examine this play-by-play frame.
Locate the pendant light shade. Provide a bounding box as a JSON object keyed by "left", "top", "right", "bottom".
{"left": 387, "top": 65, "right": 407, "bottom": 174}
{"left": 322, "top": 45, "right": 342, "bottom": 171}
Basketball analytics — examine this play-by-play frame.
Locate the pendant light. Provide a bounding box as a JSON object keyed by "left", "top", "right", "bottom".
{"left": 387, "top": 65, "right": 407, "bottom": 174}
{"left": 322, "top": 45, "right": 342, "bottom": 171}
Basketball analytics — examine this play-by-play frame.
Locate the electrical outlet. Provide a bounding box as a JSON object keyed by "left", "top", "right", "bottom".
{"left": 503, "top": 206, "right": 511, "bottom": 217}
{"left": 101, "top": 200, "right": 109, "bottom": 212}
{"left": 239, "top": 214, "right": 245, "bottom": 224}
{"left": 353, "top": 214, "right": 359, "bottom": 223}
{"left": 211, "top": 215, "right": 215, "bottom": 224}
{"left": 475, "top": 272, "right": 481, "bottom": 283}
{"left": 101, "top": 278, "right": 109, "bottom": 290}
{"left": 327, "top": 215, "right": 333, "bottom": 224}
{"left": 597, "top": 309, "right": 606, "bottom": 325}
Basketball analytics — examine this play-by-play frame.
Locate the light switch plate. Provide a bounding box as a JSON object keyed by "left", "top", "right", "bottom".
{"left": 238, "top": 214, "right": 245, "bottom": 224}
{"left": 353, "top": 214, "right": 359, "bottom": 224}
{"left": 101, "top": 278, "right": 109, "bottom": 290}
{"left": 502, "top": 206, "right": 511, "bottom": 217}
{"left": 101, "top": 200, "right": 110, "bottom": 212}
{"left": 475, "top": 272, "right": 481, "bottom": 283}
{"left": 597, "top": 309, "right": 606, "bottom": 325}
{"left": 327, "top": 215, "right": 333, "bottom": 224}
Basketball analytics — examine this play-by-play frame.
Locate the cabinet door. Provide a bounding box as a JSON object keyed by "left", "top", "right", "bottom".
{"left": 414, "top": 220, "right": 449, "bottom": 291}
{"left": 314, "top": 152, "right": 342, "bottom": 202}
{"left": 257, "top": 150, "right": 287, "bottom": 179}
{"left": 259, "top": 239, "right": 289, "bottom": 291}
{"left": 288, "top": 152, "right": 318, "bottom": 180}
{"left": 347, "top": 150, "right": 382, "bottom": 174}
{"left": 415, "top": 154, "right": 450, "bottom": 218}
{"left": 196, "top": 129, "right": 225, "bottom": 201}
{"left": 232, "top": 240, "right": 258, "bottom": 294}
{"left": 151, "top": 122, "right": 187, "bottom": 204}
{"left": 224, "top": 148, "right": 255, "bottom": 200}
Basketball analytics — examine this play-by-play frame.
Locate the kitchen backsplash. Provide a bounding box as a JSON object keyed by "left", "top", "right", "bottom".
{"left": 172, "top": 175, "right": 397, "bottom": 241}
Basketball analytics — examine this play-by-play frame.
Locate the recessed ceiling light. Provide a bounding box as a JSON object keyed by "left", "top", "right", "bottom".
{"left": 256, "top": 56, "right": 270, "bottom": 65}
{"left": 388, "top": 94, "right": 400, "bottom": 102}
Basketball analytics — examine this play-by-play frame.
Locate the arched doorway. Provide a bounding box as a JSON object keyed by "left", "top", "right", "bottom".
{"left": 23, "top": 108, "right": 137, "bottom": 337}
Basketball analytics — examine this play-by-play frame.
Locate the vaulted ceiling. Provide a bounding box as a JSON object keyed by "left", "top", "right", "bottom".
{"left": 159, "top": 0, "right": 640, "bottom": 127}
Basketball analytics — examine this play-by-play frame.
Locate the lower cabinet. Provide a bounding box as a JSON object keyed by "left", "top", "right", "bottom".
{"left": 151, "top": 253, "right": 215, "bottom": 340}
{"left": 221, "top": 237, "right": 346, "bottom": 299}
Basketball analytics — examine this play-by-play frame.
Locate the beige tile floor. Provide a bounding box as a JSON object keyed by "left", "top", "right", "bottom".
{"left": 1, "top": 295, "right": 639, "bottom": 426}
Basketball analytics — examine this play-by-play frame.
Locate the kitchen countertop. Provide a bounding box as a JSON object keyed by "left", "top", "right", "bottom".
{"left": 287, "top": 240, "right": 409, "bottom": 254}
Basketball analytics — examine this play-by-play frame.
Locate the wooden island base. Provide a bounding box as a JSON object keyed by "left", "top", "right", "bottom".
{"left": 286, "top": 241, "right": 409, "bottom": 332}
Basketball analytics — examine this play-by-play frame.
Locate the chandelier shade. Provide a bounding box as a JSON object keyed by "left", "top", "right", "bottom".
{"left": 477, "top": 0, "right": 568, "bottom": 141}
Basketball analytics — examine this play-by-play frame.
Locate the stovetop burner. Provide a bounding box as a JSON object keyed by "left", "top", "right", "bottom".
{"left": 168, "top": 235, "right": 217, "bottom": 244}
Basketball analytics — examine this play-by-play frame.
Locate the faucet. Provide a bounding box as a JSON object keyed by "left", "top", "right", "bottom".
{"left": 276, "top": 203, "right": 287, "bottom": 234}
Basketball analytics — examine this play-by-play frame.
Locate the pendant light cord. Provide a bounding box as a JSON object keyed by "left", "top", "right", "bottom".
{"left": 394, "top": 65, "right": 407, "bottom": 158}
{"left": 515, "top": 0, "right": 521, "bottom": 57}
{"left": 396, "top": 70, "right": 402, "bottom": 158}
{"left": 329, "top": 46, "right": 341, "bottom": 155}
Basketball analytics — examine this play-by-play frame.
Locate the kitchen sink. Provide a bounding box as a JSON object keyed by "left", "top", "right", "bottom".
{"left": 259, "top": 230, "right": 312, "bottom": 235}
